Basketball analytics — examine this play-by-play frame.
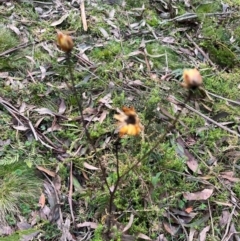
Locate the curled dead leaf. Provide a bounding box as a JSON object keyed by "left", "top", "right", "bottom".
{"left": 77, "top": 222, "right": 98, "bottom": 229}
{"left": 36, "top": 165, "right": 56, "bottom": 177}
{"left": 123, "top": 213, "right": 134, "bottom": 233}
{"left": 183, "top": 189, "right": 213, "bottom": 201}
{"left": 83, "top": 162, "right": 99, "bottom": 170}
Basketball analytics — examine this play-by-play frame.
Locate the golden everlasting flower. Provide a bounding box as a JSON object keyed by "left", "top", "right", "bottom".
{"left": 181, "top": 68, "right": 203, "bottom": 89}
{"left": 114, "top": 106, "right": 143, "bottom": 137}
{"left": 56, "top": 31, "right": 74, "bottom": 53}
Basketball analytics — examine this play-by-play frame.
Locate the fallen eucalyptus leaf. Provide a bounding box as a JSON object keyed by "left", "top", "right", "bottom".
{"left": 183, "top": 189, "right": 213, "bottom": 201}
{"left": 83, "top": 162, "right": 99, "bottom": 170}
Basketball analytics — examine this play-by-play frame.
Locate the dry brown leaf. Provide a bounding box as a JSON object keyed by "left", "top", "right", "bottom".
{"left": 43, "top": 124, "right": 62, "bottom": 134}
{"left": 39, "top": 205, "right": 51, "bottom": 219}
{"left": 163, "top": 222, "right": 179, "bottom": 235}
{"left": 183, "top": 189, "right": 213, "bottom": 201}
{"left": 0, "top": 226, "right": 13, "bottom": 236}
{"left": 123, "top": 213, "right": 134, "bottom": 233}
{"left": 186, "top": 158, "right": 201, "bottom": 174}
{"left": 77, "top": 222, "right": 98, "bottom": 229}
{"left": 199, "top": 225, "right": 210, "bottom": 241}
{"left": 188, "top": 228, "right": 196, "bottom": 241}
{"left": 50, "top": 13, "right": 69, "bottom": 26}
{"left": 17, "top": 222, "right": 31, "bottom": 230}
{"left": 83, "top": 162, "right": 99, "bottom": 170}
{"left": 39, "top": 193, "right": 46, "bottom": 208}
{"left": 12, "top": 125, "right": 29, "bottom": 131}
{"left": 156, "top": 234, "right": 168, "bottom": 241}
{"left": 53, "top": 175, "right": 61, "bottom": 192}
{"left": 36, "top": 165, "right": 56, "bottom": 177}
{"left": 99, "top": 27, "right": 109, "bottom": 39}
{"left": 176, "top": 137, "right": 201, "bottom": 174}
{"left": 220, "top": 172, "right": 240, "bottom": 182}
{"left": 8, "top": 25, "right": 21, "bottom": 35}
{"left": 39, "top": 66, "right": 46, "bottom": 81}
{"left": 99, "top": 110, "right": 108, "bottom": 124}
{"left": 219, "top": 210, "right": 230, "bottom": 227}
{"left": 58, "top": 99, "right": 66, "bottom": 114}
{"left": 98, "top": 93, "right": 112, "bottom": 109}
{"left": 137, "top": 233, "right": 152, "bottom": 240}
{"left": 82, "top": 170, "right": 89, "bottom": 180}
{"left": 162, "top": 36, "right": 175, "bottom": 44}
{"left": 0, "top": 72, "right": 9, "bottom": 78}
{"left": 60, "top": 218, "right": 73, "bottom": 241}
{"left": 213, "top": 201, "right": 232, "bottom": 207}
{"left": 34, "top": 108, "right": 55, "bottom": 116}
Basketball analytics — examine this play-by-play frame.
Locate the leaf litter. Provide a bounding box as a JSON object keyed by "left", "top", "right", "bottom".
{"left": 1, "top": 0, "right": 240, "bottom": 240}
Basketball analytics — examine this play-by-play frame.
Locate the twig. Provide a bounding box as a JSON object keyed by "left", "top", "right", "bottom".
{"left": 206, "top": 91, "right": 240, "bottom": 106}
{"left": 42, "top": 173, "right": 63, "bottom": 223}
{"left": 225, "top": 232, "right": 240, "bottom": 241}
{"left": 172, "top": 96, "right": 240, "bottom": 138}
{"left": 185, "top": 33, "right": 215, "bottom": 67}
{"left": 221, "top": 205, "right": 236, "bottom": 241}
{"left": 65, "top": 52, "right": 111, "bottom": 193}
{"left": 115, "top": 139, "right": 120, "bottom": 180}
{"left": 169, "top": 211, "right": 189, "bottom": 240}
{"left": 0, "top": 97, "right": 57, "bottom": 150}
{"left": 80, "top": 0, "right": 88, "bottom": 31}
{"left": 208, "top": 199, "right": 215, "bottom": 237}
{"left": 0, "top": 42, "right": 32, "bottom": 57}
{"left": 68, "top": 161, "right": 75, "bottom": 223}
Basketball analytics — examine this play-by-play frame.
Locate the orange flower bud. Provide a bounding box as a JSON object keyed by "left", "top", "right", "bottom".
{"left": 57, "top": 31, "right": 74, "bottom": 53}
{"left": 181, "top": 68, "right": 203, "bottom": 89}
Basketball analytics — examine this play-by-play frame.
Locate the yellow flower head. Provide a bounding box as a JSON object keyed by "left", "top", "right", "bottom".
{"left": 56, "top": 31, "right": 74, "bottom": 53}
{"left": 114, "top": 106, "right": 143, "bottom": 137}
{"left": 181, "top": 68, "right": 202, "bottom": 89}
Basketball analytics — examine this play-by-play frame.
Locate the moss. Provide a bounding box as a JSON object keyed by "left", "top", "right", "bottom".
{"left": 202, "top": 40, "right": 237, "bottom": 68}
{"left": 125, "top": 0, "right": 148, "bottom": 8}
{"left": 195, "top": 2, "right": 221, "bottom": 13}
{"left": 233, "top": 182, "right": 240, "bottom": 198}
{"left": 90, "top": 41, "right": 122, "bottom": 61}
{"left": 145, "top": 10, "right": 159, "bottom": 27}
{"left": 205, "top": 70, "right": 240, "bottom": 99}
{"left": 145, "top": 43, "right": 183, "bottom": 69}
{"left": 0, "top": 162, "right": 41, "bottom": 224}
{"left": 0, "top": 28, "right": 19, "bottom": 53}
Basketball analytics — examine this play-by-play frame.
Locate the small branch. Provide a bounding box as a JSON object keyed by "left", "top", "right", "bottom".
{"left": 115, "top": 139, "right": 120, "bottom": 180}
{"left": 221, "top": 205, "right": 236, "bottom": 241}
{"left": 0, "top": 42, "right": 33, "bottom": 57}
{"left": 169, "top": 211, "right": 188, "bottom": 240}
{"left": 172, "top": 96, "right": 240, "bottom": 138}
{"left": 208, "top": 199, "right": 214, "bottom": 237}
{"left": 68, "top": 161, "right": 75, "bottom": 223}
{"left": 185, "top": 33, "right": 215, "bottom": 67}
{"left": 65, "top": 52, "right": 111, "bottom": 193}
{"left": 206, "top": 91, "right": 240, "bottom": 106}
{"left": 43, "top": 173, "right": 63, "bottom": 223}
{"left": 80, "top": 0, "right": 88, "bottom": 31}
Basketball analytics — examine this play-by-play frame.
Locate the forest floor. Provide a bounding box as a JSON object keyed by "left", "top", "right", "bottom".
{"left": 1, "top": 0, "right": 240, "bottom": 240}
